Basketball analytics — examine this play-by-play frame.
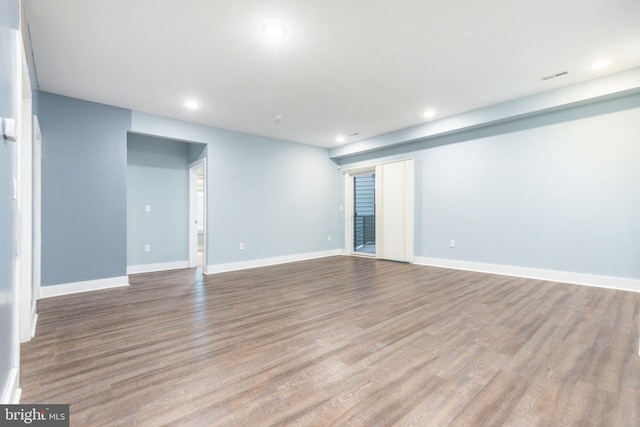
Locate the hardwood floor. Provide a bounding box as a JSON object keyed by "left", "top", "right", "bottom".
{"left": 20, "top": 256, "right": 640, "bottom": 426}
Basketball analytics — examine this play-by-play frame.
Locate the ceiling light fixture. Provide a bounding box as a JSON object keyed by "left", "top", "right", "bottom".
{"left": 184, "top": 100, "right": 200, "bottom": 110}
{"left": 336, "top": 135, "right": 346, "bottom": 143}
{"left": 590, "top": 59, "right": 611, "bottom": 70}
{"left": 423, "top": 109, "right": 436, "bottom": 119}
{"left": 262, "top": 23, "right": 287, "bottom": 40}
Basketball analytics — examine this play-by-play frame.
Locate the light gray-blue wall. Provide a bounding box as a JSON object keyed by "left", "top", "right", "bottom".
{"left": 127, "top": 133, "right": 190, "bottom": 267}
{"left": 341, "top": 93, "right": 640, "bottom": 280}
{"left": 131, "top": 112, "right": 343, "bottom": 266}
{"left": 189, "top": 142, "right": 207, "bottom": 164}
{"left": 38, "top": 91, "right": 131, "bottom": 286}
{"left": 35, "top": 94, "right": 342, "bottom": 277}
{"left": 0, "top": 0, "right": 19, "bottom": 403}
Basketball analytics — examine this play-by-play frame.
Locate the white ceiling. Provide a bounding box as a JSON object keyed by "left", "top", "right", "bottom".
{"left": 24, "top": 0, "right": 640, "bottom": 148}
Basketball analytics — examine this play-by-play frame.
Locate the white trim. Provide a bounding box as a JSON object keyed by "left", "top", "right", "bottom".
{"left": 30, "top": 312, "right": 38, "bottom": 339}
{"left": 127, "top": 261, "right": 190, "bottom": 275}
{"left": 1, "top": 368, "right": 19, "bottom": 404}
{"left": 19, "top": 39, "right": 34, "bottom": 343}
{"left": 205, "top": 250, "right": 342, "bottom": 274}
{"left": 32, "top": 114, "right": 41, "bottom": 300}
{"left": 415, "top": 257, "right": 640, "bottom": 293}
{"left": 188, "top": 158, "right": 206, "bottom": 268}
{"left": 344, "top": 172, "right": 355, "bottom": 255}
{"left": 39, "top": 276, "right": 130, "bottom": 299}
{"left": 10, "top": 387, "right": 21, "bottom": 404}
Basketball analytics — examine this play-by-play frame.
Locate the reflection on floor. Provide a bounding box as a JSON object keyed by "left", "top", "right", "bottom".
{"left": 355, "top": 244, "right": 376, "bottom": 254}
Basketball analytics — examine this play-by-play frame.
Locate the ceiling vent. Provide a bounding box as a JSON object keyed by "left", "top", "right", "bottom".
{"left": 541, "top": 70, "right": 569, "bottom": 81}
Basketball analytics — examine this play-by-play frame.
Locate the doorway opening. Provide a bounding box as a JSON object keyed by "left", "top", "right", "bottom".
{"left": 189, "top": 159, "right": 206, "bottom": 268}
{"left": 353, "top": 174, "right": 376, "bottom": 255}
{"left": 344, "top": 159, "right": 414, "bottom": 262}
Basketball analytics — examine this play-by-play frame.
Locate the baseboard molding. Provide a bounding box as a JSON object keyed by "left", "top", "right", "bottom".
{"left": 10, "top": 387, "right": 21, "bottom": 404}
{"left": 205, "top": 250, "right": 342, "bottom": 274}
{"left": 127, "top": 261, "right": 190, "bottom": 275}
{"left": 1, "top": 368, "right": 19, "bottom": 404}
{"left": 30, "top": 312, "right": 38, "bottom": 339}
{"left": 40, "top": 275, "right": 130, "bottom": 299}
{"left": 414, "top": 257, "right": 640, "bottom": 293}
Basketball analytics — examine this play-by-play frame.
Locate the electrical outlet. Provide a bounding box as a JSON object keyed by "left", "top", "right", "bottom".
{"left": 144, "top": 244, "right": 151, "bottom": 252}
{"left": 239, "top": 243, "right": 244, "bottom": 250}
{"left": 328, "top": 235, "right": 332, "bottom": 241}
{"left": 450, "top": 240, "right": 456, "bottom": 248}
{"left": 2, "top": 117, "right": 18, "bottom": 142}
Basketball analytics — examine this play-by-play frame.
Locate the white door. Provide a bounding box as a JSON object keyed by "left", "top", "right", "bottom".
{"left": 375, "top": 159, "right": 414, "bottom": 262}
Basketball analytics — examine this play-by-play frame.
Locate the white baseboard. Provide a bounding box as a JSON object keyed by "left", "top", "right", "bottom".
{"left": 11, "top": 387, "right": 21, "bottom": 404}
{"left": 414, "top": 256, "right": 640, "bottom": 293}
{"left": 30, "top": 312, "right": 38, "bottom": 338}
{"left": 127, "top": 261, "right": 189, "bottom": 275}
{"left": 205, "top": 250, "right": 342, "bottom": 274}
{"left": 1, "top": 368, "right": 19, "bottom": 404}
{"left": 40, "top": 275, "right": 130, "bottom": 299}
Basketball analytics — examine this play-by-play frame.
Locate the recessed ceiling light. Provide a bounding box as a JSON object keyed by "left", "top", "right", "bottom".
{"left": 336, "top": 135, "right": 346, "bottom": 143}
{"left": 423, "top": 109, "right": 436, "bottom": 119}
{"left": 590, "top": 59, "right": 611, "bottom": 70}
{"left": 184, "top": 100, "right": 200, "bottom": 110}
{"left": 262, "top": 23, "right": 287, "bottom": 40}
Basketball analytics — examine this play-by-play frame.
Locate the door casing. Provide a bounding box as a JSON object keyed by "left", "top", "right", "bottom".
{"left": 188, "top": 158, "right": 206, "bottom": 268}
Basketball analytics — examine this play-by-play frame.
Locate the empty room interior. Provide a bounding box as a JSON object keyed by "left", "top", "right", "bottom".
{"left": 2, "top": 0, "right": 640, "bottom": 425}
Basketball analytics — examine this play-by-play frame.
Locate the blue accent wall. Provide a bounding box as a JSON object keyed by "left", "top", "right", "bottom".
{"left": 127, "top": 133, "right": 191, "bottom": 267}
{"left": 341, "top": 93, "right": 640, "bottom": 280}
{"left": 38, "top": 91, "right": 131, "bottom": 286}
{"left": 0, "top": 0, "right": 19, "bottom": 403}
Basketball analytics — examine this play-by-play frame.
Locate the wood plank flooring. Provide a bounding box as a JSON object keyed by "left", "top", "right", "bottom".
{"left": 20, "top": 256, "right": 640, "bottom": 426}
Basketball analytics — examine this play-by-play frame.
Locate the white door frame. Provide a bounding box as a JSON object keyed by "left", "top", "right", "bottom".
{"left": 188, "top": 158, "right": 206, "bottom": 268}
{"left": 32, "top": 115, "right": 41, "bottom": 302}
{"left": 18, "top": 36, "right": 36, "bottom": 343}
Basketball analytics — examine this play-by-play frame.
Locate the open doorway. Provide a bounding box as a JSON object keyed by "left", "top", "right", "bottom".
{"left": 353, "top": 174, "right": 376, "bottom": 255}
{"left": 189, "top": 159, "right": 206, "bottom": 268}
{"left": 344, "top": 159, "right": 414, "bottom": 262}
{"left": 345, "top": 168, "right": 376, "bottom": 257}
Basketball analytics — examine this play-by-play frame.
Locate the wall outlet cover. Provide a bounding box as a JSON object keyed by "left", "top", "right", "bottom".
{"left": 3, "top": 118, "right": 18, "bottom": 142}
